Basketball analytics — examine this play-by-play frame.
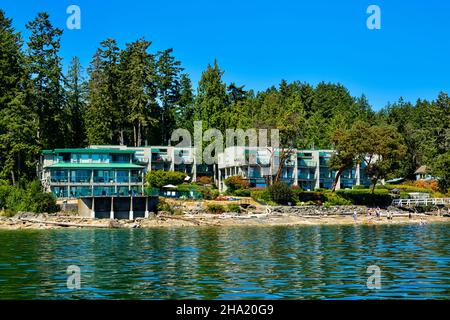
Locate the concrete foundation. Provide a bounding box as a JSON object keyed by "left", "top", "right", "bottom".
{"left": 78, "top": 196, "right": 158, "bottom": 220}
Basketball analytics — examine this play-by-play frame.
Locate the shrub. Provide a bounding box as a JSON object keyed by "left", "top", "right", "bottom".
{"left": 227, "top": 204, "right": 241, "bottom": 213}
{"left": 196, "top": 176, "right": 213, "bottom": 185}
{"left": 336, "top": 189, "right": 392, "bottom": 206}
{"left": 206, "top": 204, "right": 225, "bottom": 214}
{"left": 323, "top": 192, "right": 352, "bottom": 205}
{"left": 224, "top": 176, "right": 249, "bottom": 192}
{"left": 296, "top": 191, "right": 326, "bottom": 205}
{"left": 233, "top": 189, "right": 251, "bottom": 197}
{"left": 146, "top": 170, "right": 187, "bottom": 189}
{"left": 157, "top": 200, "right": 173, "bottom": 214}
{"left": 198, "top": 187, "right": 219, "bottom": 200}
{"left": 268, "top": 182, "right": 293, "bottom": 205}
{"left": 250, "top": 188, "right": 271, "bottom": 203}
{"left": 0, "top": 180, "right": 58, "bottom": 213}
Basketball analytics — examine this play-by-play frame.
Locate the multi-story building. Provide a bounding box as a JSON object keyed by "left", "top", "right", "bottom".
{"left": 217, "top": 147, "right": 371, "bottom": 192}
{"left": 39, "top": 148, "right": 146, "bottom": 198}
{"left": 39, "top": 145, "right": 371, "bottom": 198}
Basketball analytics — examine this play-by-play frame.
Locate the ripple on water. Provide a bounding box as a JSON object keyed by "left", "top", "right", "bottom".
{"left": 0, "top": 224, "right": 449, "bottom": 299}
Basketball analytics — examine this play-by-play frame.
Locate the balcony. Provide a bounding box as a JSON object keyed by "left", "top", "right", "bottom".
{"left": 257, "top": 158, "right": 270, "bottom": 166}
{"left": 151, "top": 154, "right": 171, "bottom": 162}
{"left": 298, "top": 173, "right": 316, "bottom": 180}
{"left": 298, "top": 160, "right": 316, "bottom": 167}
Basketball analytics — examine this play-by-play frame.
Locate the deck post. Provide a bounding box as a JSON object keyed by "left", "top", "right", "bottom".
{"left": 91, "top": 196, "right": 95, "bottom": 218}
{"left": 145, "top": 197, "right": 149, "bottom": 218}
{"left": 110, "top": 196, "right": 114, "bottom": 220}
{"left": 129, "top": 196, "right": 134, "bottom": 220}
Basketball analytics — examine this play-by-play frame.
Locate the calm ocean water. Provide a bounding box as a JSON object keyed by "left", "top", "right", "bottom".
{"left": 0, "top": 223, "right": 449, "bottom": 299}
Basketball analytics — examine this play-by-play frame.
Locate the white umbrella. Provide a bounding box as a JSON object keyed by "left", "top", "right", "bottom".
{"left": 162, "top": 184, "right": 178, "bottom": 189}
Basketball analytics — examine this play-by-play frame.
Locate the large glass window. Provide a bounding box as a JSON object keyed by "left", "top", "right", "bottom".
{"left": 93, "top": 170, "right": 114, "bottom": 183}
{"left": 116, "top": 170, "right": 129, "bottom": 183}
{"left": 117, "top": 186, "right": 129, "bottom": 196}
{"left": 93, "top": 186, "right": 114, "bottom": 196}
{"left": 70, "top": 186, "right": 92, "bottom": 197}
{"left": 130, "top": 170, "right": 142, "bottom": 183}
{"left": 51, "top": 186, "right": 68, "bottom": 198}
{"left": 70, "top": 170, "right": 91, "bottom": 183}
{"left": 112, "top": 154, "right": 130, "bottom": 163}
{"left": 80, "top": 154, "right": 90, "bottom": 163}
{"left": 51, "top": 170, "right": 68, "bottom": 182}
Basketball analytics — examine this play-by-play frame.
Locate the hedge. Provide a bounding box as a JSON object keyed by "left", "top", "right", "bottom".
{"left": 336, "top": 189, "right": 392, "bottom": 206}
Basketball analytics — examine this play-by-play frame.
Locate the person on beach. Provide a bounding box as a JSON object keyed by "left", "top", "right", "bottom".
{"left": 353, "top": 210, "right": 358, "bottom": 222}
{"left": 376, "top": 207, "right": 381, "bottom": 219}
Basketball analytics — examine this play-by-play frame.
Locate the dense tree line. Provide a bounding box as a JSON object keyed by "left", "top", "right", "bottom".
{"left": 0, "top": 10, "right": 448, "bottom": 192}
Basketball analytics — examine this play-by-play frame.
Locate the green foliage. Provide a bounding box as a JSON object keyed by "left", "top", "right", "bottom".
{"left": 176, "top": 183, "right": 218, "bottom": 199}
{"left": 250, "top": 188, "right": 271, "bottom": 203}
{"left": 226, "top": 204, "right": 241, "bottom": 213}
{"left": 295, "top": 191, "right": 326, "bottom": 204}
{"left": 233, "top": 189, "right": 251, "bottom": 197}
{"left": 206, "top": 204, "right": 225, "bottom": 214}
{"left": 157, "top": 199, "right": 173, "bottom": 214}
{"left": 198, "top": 187, "right": 219, "bottom": 200}
{"left": 323, "top": 192, "right": 352, "bottom": 206}
{"left": 224, "top": 176, "right": 249, "bottom": 193}
{"left": 146, "top": 170, "right": 186, "bottom": 189}
{"left": 268, "top": 182, "right": 293, "bottom": 205}
{"left": 0, "top": 180, "right": 58, "bottom": 213}
{"left": 336, "top": 189, "right": 392, "bottom": 206}
{"left": 432, "top": 151, "right": 450, "bottom": 193}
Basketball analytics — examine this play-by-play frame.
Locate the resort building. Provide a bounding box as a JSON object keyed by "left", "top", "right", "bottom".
{"left": 217, "top": 147, "right": 371, "bottom": 192}
{"left": 39, "top": 148, "right": 146, "bottom": 198}
{"left": 39, "top": 145, "right": 371, "bottom": 198}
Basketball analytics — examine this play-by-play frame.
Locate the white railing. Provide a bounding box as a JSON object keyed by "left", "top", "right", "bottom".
{"left": 392, "top": 198, "right": 450, "bottom": 207}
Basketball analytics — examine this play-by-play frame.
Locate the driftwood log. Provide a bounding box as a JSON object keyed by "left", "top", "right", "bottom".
{"left": 18, "top": 218, "right": 111, "bottom": 228}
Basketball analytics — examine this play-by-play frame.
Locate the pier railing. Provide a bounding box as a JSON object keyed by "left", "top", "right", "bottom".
{"left": 391, "top": 198, "right": 450, "bottom": 207}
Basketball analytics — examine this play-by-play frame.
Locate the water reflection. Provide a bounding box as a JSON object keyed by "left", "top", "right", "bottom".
{"left": 0, "top": 223, "right": 449, "bottom": 299}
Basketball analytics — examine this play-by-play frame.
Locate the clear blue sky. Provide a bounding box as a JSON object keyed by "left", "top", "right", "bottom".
{"left": 2, "top": 0, "right": 449, "bottom": 109}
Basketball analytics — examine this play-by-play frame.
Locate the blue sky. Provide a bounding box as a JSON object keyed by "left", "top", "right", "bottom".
{"left": 2, "top": 0, "right": 449, "bottom": 109}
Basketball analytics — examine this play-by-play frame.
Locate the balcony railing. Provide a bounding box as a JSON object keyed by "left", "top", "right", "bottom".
{"left": 298, "top": 174, "right": 315, "bottom": 180}
{"left": 298, "top": 160, "right": 316, "bottom": 167}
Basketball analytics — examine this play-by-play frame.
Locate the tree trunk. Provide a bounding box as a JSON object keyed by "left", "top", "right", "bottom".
{"left": 133, "top": 124, "right": 137, "bottom": 147}
{"left": 10, "top": 170, "right": 16, "bottom": 186}
{"left": 371, "top": 177, "right": 378, "bottom": 194}
{"left": 137, "top": 122, "right": 141, "bottom": 147}
{"left": 119, "top": 129, "right": 124, "bottom": 146}
{"left": 274, "top": 149, "right": 287, "bottom": 184}
{"left": 331, "top": 166, "right": 346, "bottom": 192}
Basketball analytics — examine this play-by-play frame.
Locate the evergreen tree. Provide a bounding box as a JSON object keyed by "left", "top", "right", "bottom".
{"left": 25, "top": 12, "right": 64, "bottom": 149}
{"left": 85, "top": 39, "right": 120, "bottom": 145}
{"left": 64, "top": 56, "right": 87, "bottom": 147}
{"left": 0, "top": 10, "right": 38, "bottom": 184}
{"left": 156, "top": 48, "right": 183, "bottom": 144}
{"left": 119, "top": 39, "right": 158, "bottom": 147}
{"left": 194, "top": 60, "right": 229, "bottom": 132}
{"left": 175, "top": 73, "right": 195, "bottom": 132}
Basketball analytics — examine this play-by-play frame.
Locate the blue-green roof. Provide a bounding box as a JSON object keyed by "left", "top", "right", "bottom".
{"left": 46, "top": 163, "right": 144, "bottom": 170}
{"left": 43, "top": 148, "right": 136, "bottom": 155}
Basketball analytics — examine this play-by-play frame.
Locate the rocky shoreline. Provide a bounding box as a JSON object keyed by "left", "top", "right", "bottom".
{"left": 0, "top": 205, "right": 449, "bottom": 230}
